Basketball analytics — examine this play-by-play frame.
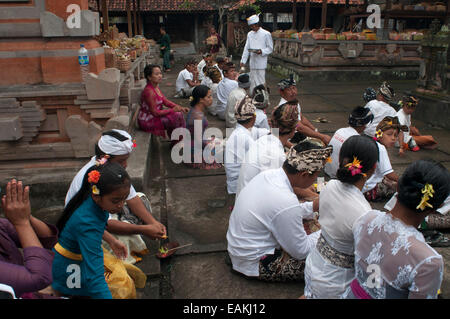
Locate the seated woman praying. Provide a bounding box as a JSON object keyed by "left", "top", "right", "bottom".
{"left": 138, "top": 64, "right": 189, "bottom": 146}
{"left": 185, "top": 85, "right": 223, "bottom": 169}
{"left": 0, "top": 179, "right": 59, "bottom": 299}
{"left": 343, "top": 159, "right": 449, "bottom": 299}
{"left": 226, "top": 140, "right": 333, "bottom": 282}
{"left": 304, "top": 135, "right": 379, "bottom": 299}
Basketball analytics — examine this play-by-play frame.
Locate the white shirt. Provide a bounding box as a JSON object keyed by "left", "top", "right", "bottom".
{"left": 225, "top": 87, "right": 247, "bottom": 128}
{"left": 209, "top": 83, "right": 219, "bottom": 113}
{"left": 240, "top": 27, "right": 273, "bottom": 70}
{"left": 397, "top": 108, "right": 412, "bottom": 143}
{"left": 364, "top": 99, "right": 397, "bottom": 137}
{"left": 227, "top": 167, "right": 320, "bottom": 277}
{"left": 254, "top": 109, "right": 270, "bottom": 130}
{"left": 224, "top": 124, "right": 268, "bottom": 194}
{"left": 362, "top": 142, "right": 393, "bottom": 192}
{"left": 175, "top": 69, "right": 193, "bottom": 92}
{"left": 343, "top": 210, "right": 443, "bottom": 299}
{"left": 197, "top": 59, "right": 206, "bottom": 82}
{"left": 216, "top": 77, "right": 238, "bottom": 117}
{"left": 65, "top": 156, "right": 137, "bottom": 207}
{"left": 304, "top": 179, "right": 372, "bottom": 299}
{"left": 324, "top": 127, "right": 360, "bottom": 178}
{"left": 279, "top": 97, "right": 301, "bottom": 121}
{"left": 236, "top": 134, "right": 285, "bottom": 197}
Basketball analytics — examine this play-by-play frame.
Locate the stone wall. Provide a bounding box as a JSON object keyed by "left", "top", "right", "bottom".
{"left": 0, "top": 0, "right": 103, "bottom": 85}
{"left": 272, "top": 35, "right": 422, "bottom": 67}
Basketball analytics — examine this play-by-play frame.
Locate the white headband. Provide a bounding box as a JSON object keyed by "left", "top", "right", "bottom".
{"left": 98, "top": 129, "right": 134, "bottom": 156}
{"left": 247, "top": 14, "right": 260, "bottom": 26}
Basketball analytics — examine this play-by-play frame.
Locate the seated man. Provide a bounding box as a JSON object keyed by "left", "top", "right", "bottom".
{"left": 236, "top": 101, "right": 299, "bottom": 197}
{"left": 324, "top": 106, "right": 374, "bottom": 178}
{"left": 216, "top": 62, "right": 239, "bottom": 120}
{"left": 364, "top": 81, "right": 404, "bottom": 155}
{"left": 278, "top": 76, "right": 331, "bottom": 145}
{"left": 225, "top": 73, "right": 250, "bottom": 128}
{"left": 224, "top": 96, "right": 269, "bottom": 195}
{"left": 198, "top": 53, "right": 214, "bottom": 87}
{"left": 65, "top": 130, "right": 167, "bottom": 254}
{"left": 227, "top": 140, "right": 333, "bottom": 282}
{"left": 174, "top": 59, "right": 200, "bottom": 98}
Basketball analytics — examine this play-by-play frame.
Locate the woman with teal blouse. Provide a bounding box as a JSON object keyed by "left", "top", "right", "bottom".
{"left": 52, "top": 162, "right": 131, "bottom": 299}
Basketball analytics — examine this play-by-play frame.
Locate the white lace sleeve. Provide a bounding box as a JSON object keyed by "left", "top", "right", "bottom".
{"left": 409, "top": 255, "right": 444, "bottom": 299}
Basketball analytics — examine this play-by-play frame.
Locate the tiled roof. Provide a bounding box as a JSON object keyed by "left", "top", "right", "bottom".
{"left": 231, "top": 0, "right": 364, "bottom": 10}
{"left": 88, "top": 0, "right": 215, "bottom": 12}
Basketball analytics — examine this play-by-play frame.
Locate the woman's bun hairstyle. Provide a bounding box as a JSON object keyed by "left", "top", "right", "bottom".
{"left": 397, "top": 159, "right": 450, "bottom": 213}
{"left": 336, "top": 135, "right": 379, "bottom": 184}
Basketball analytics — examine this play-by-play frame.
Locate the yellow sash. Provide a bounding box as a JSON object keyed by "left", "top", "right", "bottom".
{"left": 54, "top": 242, "right": 83, "bottom": 261}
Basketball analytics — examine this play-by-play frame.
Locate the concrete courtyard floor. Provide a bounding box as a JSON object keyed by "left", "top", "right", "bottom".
{"left": 147, "top": 59, "right": 450, "bottom": 299}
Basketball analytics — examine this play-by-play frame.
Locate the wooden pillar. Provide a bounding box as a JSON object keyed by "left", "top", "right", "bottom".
{"left": 194, "top": 14, "right": 199, "bottom": 51}
{"left": 137, "top": 0, "right": 142, "bottom": 35}
{"left": 447, "top": 0, "right": 450, "bottom": 24}
{"left": 383, "top": 0, "right": 392, "bottom": 40}
{"left": 133, "top": 0, "right": 138, "bottom": 36}
{"left": 303, "top": 0, "right": 310, "bottom": 32}
{"left": 273, "top": 12, "right": 278, "bottom": 31}
{"left": 292, "top": 0, "right": 297, "bottom": 30}
{"left": 321, "top": 0, "right": 328, "bottom": 29}
{"left": 126, "top": 0, "right": 132, "bottom": 37}
{"left": 101, "top": 0, "right": 109, "bottom": 32}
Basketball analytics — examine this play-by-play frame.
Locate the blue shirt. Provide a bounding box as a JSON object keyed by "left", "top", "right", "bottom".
{"left": 52, "top": 196, "right": 112, "bottom": 299}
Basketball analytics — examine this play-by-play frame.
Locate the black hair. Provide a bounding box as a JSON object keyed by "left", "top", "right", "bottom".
{"left": 290, "top": 131, "right": 307, "bottom": 144}
{"left": 283, "top": 140, "right": 324, "bottom": 175}
{"left": 287, "top": 99, "right": 299, "bottom": 106}
{"left": 348, "top": 106, "right": 374, "bottom": 128}
{"left": 190, "top": 85, "right": 210, "bottom": 107}
{"left": 94, "top": 130, "right": 130, "bottom": 158}
{"left": 397, "top": 159, "right": 450, "bottom": 214}
{"left": 216, "top": 57, "right": 225, "bottom": 64}
{"left": 252, "top": 84, "right": 266, "bottom": 97}
{"left": 336, "top": 135, "right": 379, "bottom": 184}
{"left": 144, "top": 64, "right": 161, "bottom": 82}
{"left": 57, "top": 162, "right": 131, "bottom": 232}
{"left": 184, "top": 59, "right": 197, "bottom": 68}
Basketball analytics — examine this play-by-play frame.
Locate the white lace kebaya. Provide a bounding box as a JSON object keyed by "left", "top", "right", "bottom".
{"left": 342, "top": 210, "right": 443, "bottom": 299}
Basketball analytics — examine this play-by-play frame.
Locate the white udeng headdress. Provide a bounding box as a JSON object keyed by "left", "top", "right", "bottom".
{"left": 98, "top": 129, "right": 134, "bottom": 156}
{"left": 247, "top": 14, "right": 260, "bottom": 26}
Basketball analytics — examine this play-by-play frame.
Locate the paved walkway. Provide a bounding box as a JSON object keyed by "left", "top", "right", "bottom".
{"left": 148, "top": 58, "right": 450, "bottom": 299}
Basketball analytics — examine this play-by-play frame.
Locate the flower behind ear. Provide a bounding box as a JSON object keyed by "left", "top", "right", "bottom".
{"left": 88, "top": 170, "right": 101, "bottom": 184}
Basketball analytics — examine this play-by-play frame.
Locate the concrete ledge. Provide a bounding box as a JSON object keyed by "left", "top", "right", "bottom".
{"left": 413, "top": 93, "right": 450, "bottom": 130}
{"left": 268, "top": 57, "right": 419, "bottom": 82}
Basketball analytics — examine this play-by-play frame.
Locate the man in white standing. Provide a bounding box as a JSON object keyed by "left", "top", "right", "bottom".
{"left": 240, "top": 14, "right": 273, "bottom": 94}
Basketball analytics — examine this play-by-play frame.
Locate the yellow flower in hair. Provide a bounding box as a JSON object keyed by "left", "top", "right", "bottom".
{"left": 189, "top": 96, "right": 194, "bottom": 102}
{"left": 344, "top": 156, "right": 363, "bottom": 176}
{"left": 387, "top": 121, "right": 393, "bottom": 126}
{"left": 326, "top": 157, "right": 332, "bottom": 163}
{"left": 374, "top": 130, "right": 383, "bottom": 140}
{"left": 416, "top": 183, "right": 434, "bottom": 211}
{"left": 92, "top": 185, "right": 100, "bottom": 195}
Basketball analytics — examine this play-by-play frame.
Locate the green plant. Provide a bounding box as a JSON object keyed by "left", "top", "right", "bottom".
{"left": 238, "top": 0, "right": 261, "bottom": 15}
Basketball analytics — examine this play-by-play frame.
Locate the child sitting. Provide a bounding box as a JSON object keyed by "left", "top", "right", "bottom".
{"left": 53, "top": 162, "right": 131, "bottom": 299}
{"left": 252, "top": 84, "right": 270, "bottom": 130}
{"left": 363, "top": 116, "right": 408, "bottom": 202}
{"left": 324, "top": 106, "right": 374, "bottom": 178}
{"left": 397, "top": 94, "right": 438, "bottom": 152}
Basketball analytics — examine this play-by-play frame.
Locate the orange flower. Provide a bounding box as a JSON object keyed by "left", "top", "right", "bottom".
{"left": 88, "top": 170, "right": 101, "bottom": 184}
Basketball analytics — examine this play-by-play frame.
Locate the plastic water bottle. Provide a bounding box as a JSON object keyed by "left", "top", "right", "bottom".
{"left": 78, "top": 44, "right": 90, "bottom": 82}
